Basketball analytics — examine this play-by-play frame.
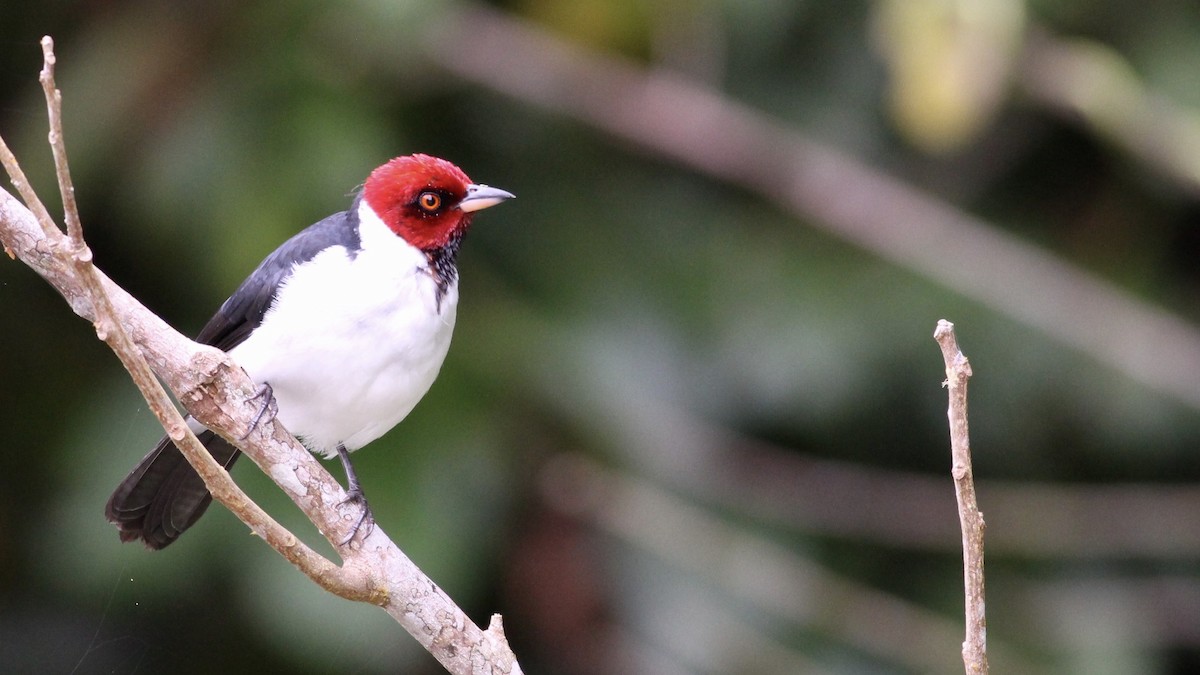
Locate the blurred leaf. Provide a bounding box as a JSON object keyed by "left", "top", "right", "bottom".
{"left": 874, "top": 0, "right": 1026, "bottom": 152}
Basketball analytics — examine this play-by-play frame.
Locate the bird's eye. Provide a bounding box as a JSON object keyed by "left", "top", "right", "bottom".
{"left": 416, "top": 191, "right": 443, "bottom": 213}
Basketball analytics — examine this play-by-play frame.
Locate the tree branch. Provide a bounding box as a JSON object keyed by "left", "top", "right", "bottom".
{"left": 934, "top": 320, "right": 988, "bottom": 675}
{"left": 1, "top": 37, "right": 521, "bottom": 675}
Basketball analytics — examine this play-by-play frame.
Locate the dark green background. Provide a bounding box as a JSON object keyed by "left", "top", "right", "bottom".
{"left": 4, "top": 1, "right": 1200, "bottom": 673}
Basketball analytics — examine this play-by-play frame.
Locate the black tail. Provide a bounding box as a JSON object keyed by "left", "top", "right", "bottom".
{"left": 105, "top": 428, "right": 241, "bottom": 549}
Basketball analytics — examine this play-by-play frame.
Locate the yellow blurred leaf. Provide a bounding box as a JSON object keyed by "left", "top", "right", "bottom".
{"left": 873, "top": 0, "right": 1025, "bottom": 153}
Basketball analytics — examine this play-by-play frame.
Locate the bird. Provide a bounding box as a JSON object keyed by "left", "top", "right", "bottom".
{"left": 105, "top": 153, "right": 514, "bottom": 549}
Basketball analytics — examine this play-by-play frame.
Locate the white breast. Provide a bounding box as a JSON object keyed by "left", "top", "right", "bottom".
{"left": 228, "top": 201, "right": 458, "bottom": 458}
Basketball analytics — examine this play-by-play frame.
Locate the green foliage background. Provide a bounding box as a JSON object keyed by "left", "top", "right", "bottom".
{"left": 4, "top": 1, "right": 1200, "bottom": 673}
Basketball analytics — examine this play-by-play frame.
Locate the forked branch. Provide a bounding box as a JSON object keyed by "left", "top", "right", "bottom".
{"left": 0, "top": 37, "right": 521, "bottom": 675}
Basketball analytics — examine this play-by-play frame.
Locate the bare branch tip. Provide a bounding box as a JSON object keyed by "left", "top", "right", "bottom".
{"left": 40, "top": 37, "right": 56, "bottom": 71}
{"left": 934, "top": 318, "right": 954, "bottom": 338}
{"left": 486, "top": 613, "right": 506, "bottom": 635}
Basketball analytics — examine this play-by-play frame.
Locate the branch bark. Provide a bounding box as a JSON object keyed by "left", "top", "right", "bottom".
{"left": 0, "top": 36, "right": 521, "bottom": 675}
{"left": 934, "top": 320, "right": 988, "bottom": 675}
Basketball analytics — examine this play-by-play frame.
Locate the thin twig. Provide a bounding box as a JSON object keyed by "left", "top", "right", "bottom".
{"left": 39, "top": 37, "right": 82, "bottom": 242}
{"left": 933, "top": 320, "right": 988, "bottom": 675}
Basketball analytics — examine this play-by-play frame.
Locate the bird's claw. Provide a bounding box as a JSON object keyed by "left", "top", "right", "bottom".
{"left": 239, "top": 382, "right": 277, "bottom": 440}
{"left": 338, "top": 488, "right": 374, "bottom": 546}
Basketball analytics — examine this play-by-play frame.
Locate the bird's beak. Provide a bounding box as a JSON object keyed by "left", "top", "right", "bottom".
{"left": 458, "top": 184, "right": 516, "bottom": 213}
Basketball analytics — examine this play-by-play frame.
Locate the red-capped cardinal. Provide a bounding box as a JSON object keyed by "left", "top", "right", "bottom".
{"left": 106, "top": 154, "right": 514, "bottom": 549}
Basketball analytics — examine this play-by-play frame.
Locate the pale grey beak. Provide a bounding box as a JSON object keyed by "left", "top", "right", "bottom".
{"left": 459, "top": 183, "right": 516, "bottom": 213}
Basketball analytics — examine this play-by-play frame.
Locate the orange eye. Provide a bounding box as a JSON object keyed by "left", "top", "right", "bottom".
{"left": 417, "top": 191, "right": 442, "bottom": 213}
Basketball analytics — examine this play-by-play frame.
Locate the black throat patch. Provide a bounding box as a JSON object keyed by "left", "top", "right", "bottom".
{"left": 424, "top": 233, "right": 461, "bottom": 313}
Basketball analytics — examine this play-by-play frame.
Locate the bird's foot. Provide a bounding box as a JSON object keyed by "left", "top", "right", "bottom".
{"left": 336, "top": 443, "right": 374, "bottom": 546}
{"left": 338, "top": 487, "right": 375, "bottom": 546}
{"left": 239, "top": 382, "right": 277, "bottom": 440}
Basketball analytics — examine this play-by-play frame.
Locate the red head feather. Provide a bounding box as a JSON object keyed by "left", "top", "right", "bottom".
{"left": 362, "top": 154, "right": 476, "bottom": 251}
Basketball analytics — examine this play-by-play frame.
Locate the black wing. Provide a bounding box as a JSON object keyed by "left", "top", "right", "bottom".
{"left": 194, "top": 199, "right": 362, "bottom": 351}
